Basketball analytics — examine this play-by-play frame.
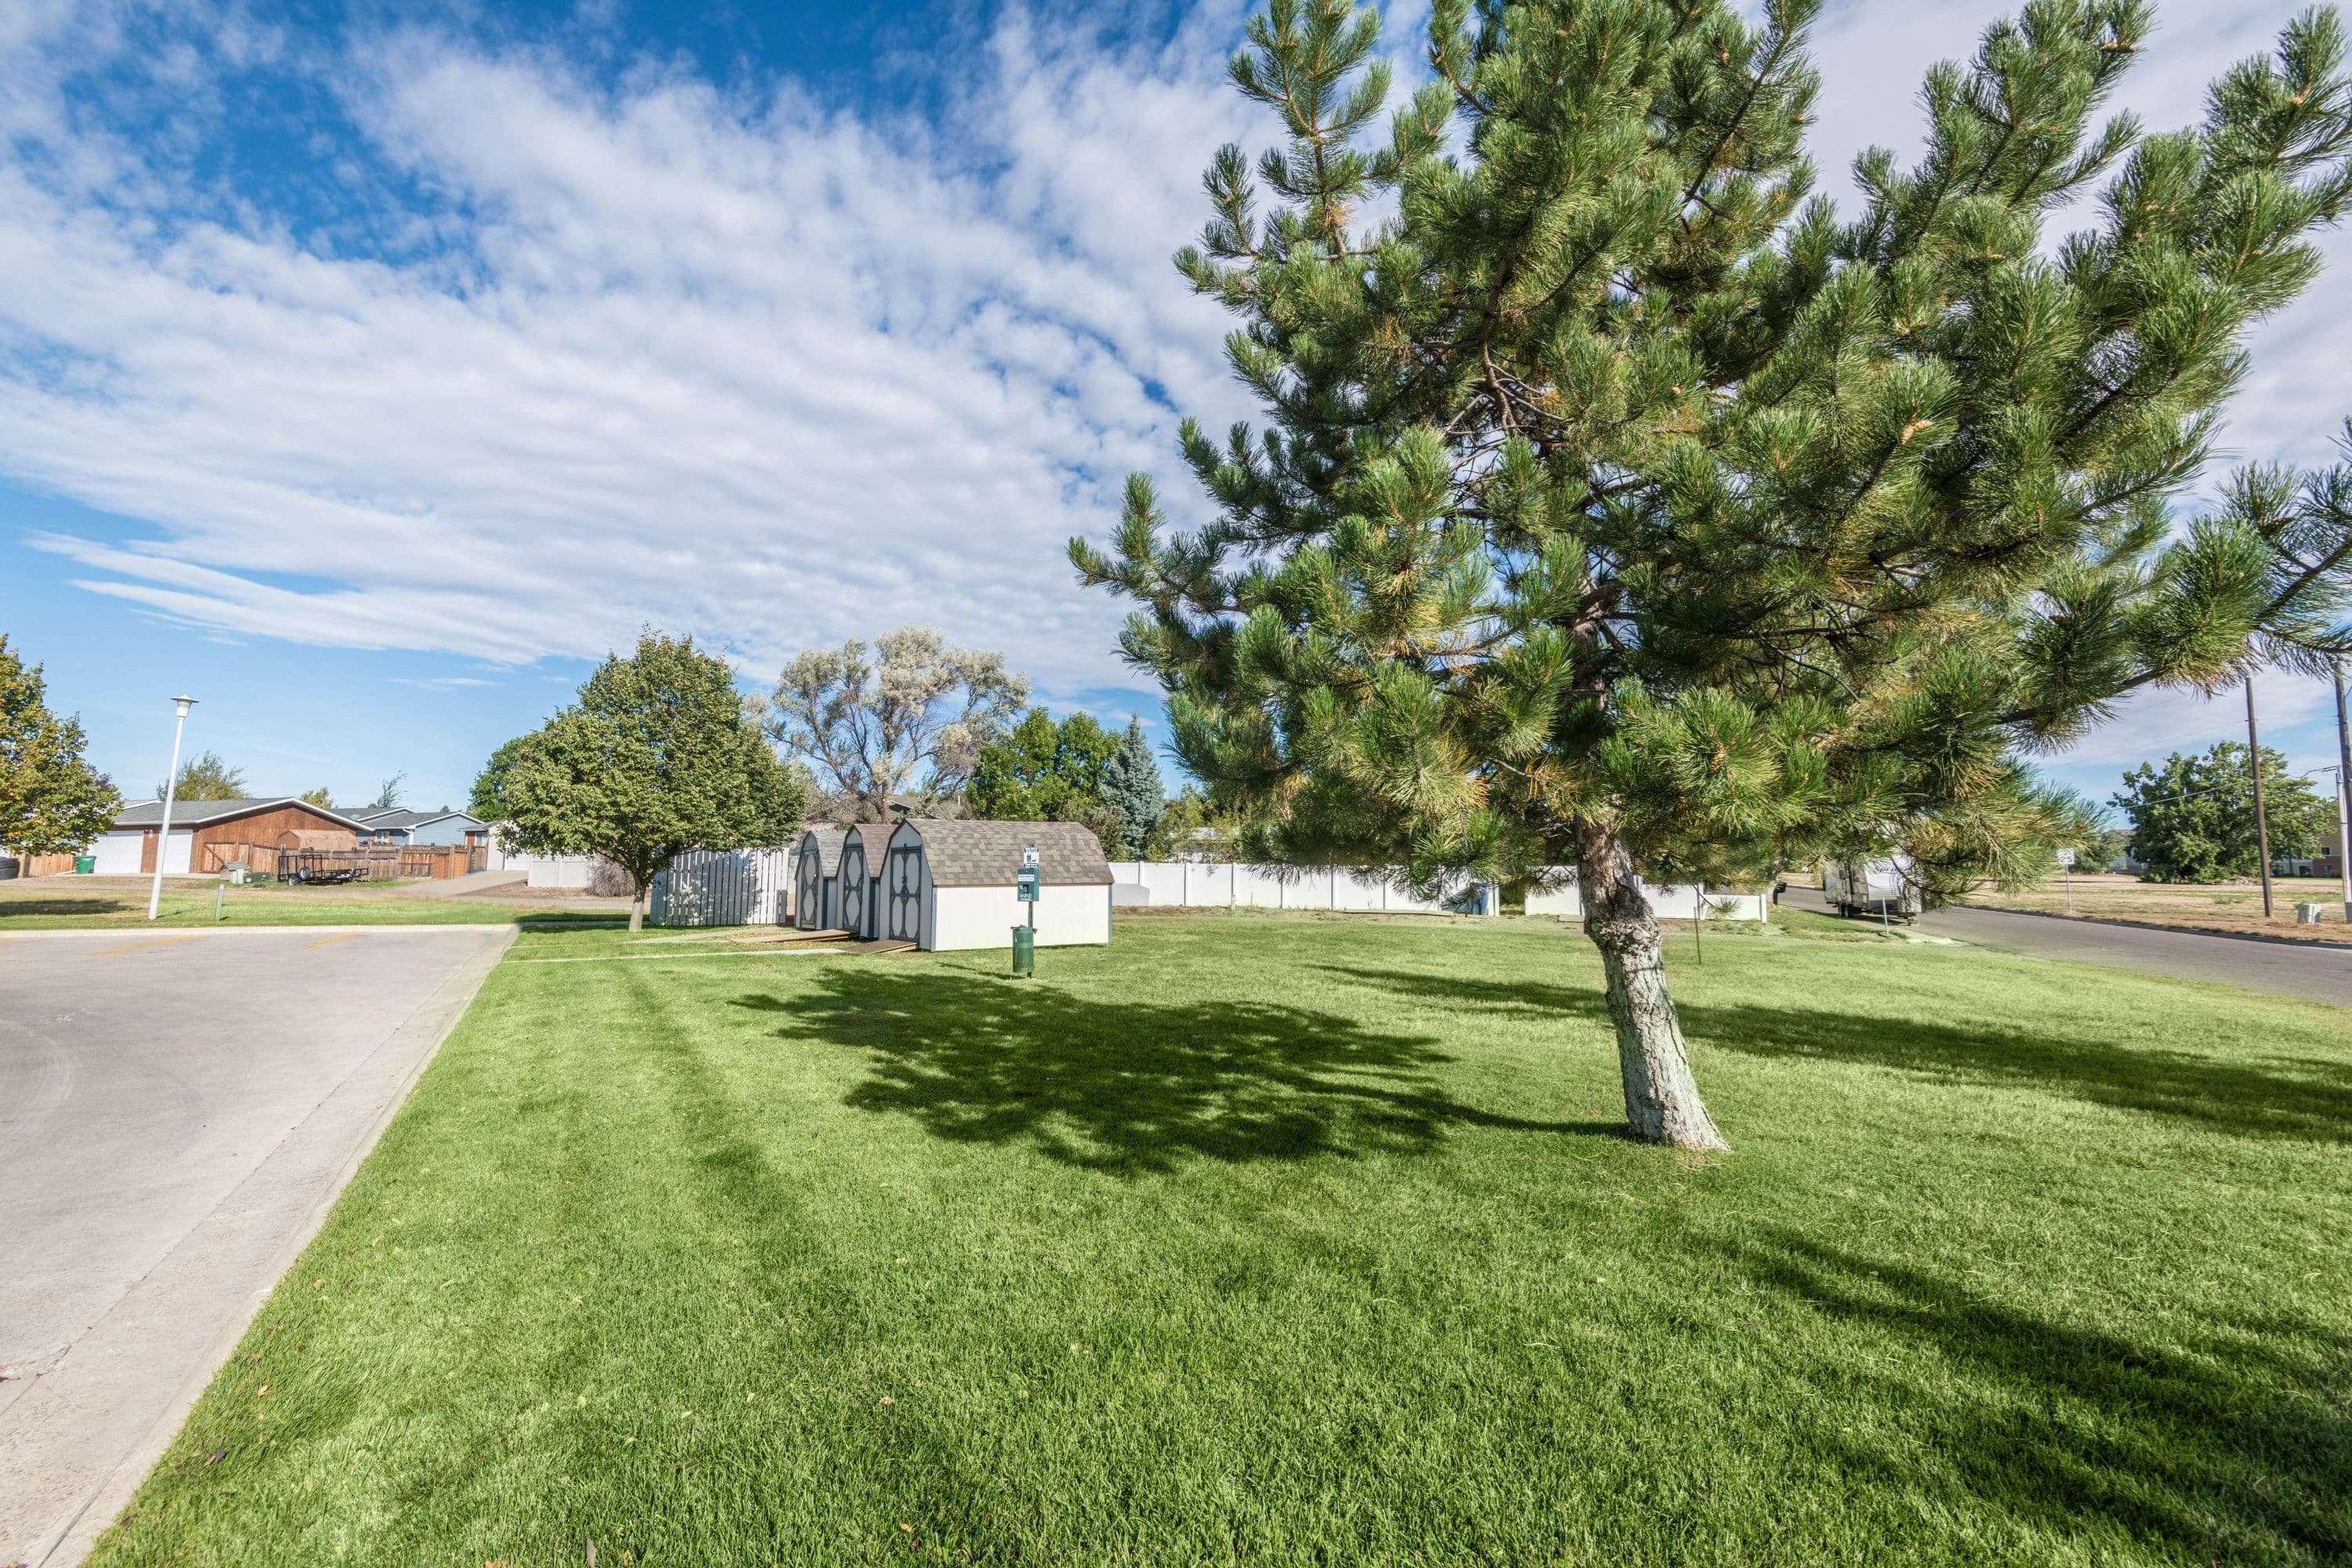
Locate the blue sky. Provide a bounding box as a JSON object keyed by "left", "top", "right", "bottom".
{"left": 4, "top": 0, "right": 2350, "bottom": 818}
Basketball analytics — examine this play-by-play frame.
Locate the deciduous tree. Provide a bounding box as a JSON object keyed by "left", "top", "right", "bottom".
{"left": 1073, "top": 0, "right": 2352, "bottom": 1148}
{"left": 503, "top": 631, "right": 808, "bottom": 931}
{"left": 767, "top": 628, "right": 1027, "bottom": 820}
{"left": 469, "top": 739, "right": 521, "bottom": 822}
{"left": 967, "top": 709, "right": 1120, "bottom": 824}
{"left": 2113, "top": 742, "right": 2329, "bottom": 881}
{"left": 159, "top": 750, "right": 245, "bottom": 802}
{"left": 1, "top": 634, "right": 120, "bottom": 856}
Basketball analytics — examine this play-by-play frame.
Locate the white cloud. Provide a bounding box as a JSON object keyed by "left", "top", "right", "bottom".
{"left": 2, "top": 0, "right": 2347, "bottom": 772}
{"left": 0, "top": 2, "right": 1262, "bottom": 695}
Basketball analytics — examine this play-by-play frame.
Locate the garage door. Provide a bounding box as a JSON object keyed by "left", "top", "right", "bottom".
{"left": 161, "top": 832, "right": 193, "bottom": 874}
{"left": 91, "top": 832, "right": 143, "bottom": 875}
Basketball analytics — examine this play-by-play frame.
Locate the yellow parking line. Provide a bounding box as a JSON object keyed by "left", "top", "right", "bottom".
{"left": 303, "top": 932, "right": 360, "bottom": 951}
{"left": 93, "top": 933, "right": 203, "bottom": 957}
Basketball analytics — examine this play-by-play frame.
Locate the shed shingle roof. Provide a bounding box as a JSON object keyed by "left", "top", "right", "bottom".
{"left": 898, "top": 819, "right": 1112, "bottom": 887}
{"left": 112, "top": 797, "right": 368, "bottom": 831}
{"left": 798, "top": 826, "right": 848, "bottom": 873}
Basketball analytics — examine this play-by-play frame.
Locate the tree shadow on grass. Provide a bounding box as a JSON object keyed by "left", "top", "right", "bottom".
{"left": 0, "top": 897, "right": 131, "bottom": 916}
{"left": 731, "top": 967, "right": 1613, "bottom": 1174}
{"left": 1719, "top": 1225, "right": 2352, "bottom": 1561}
{"left": 1315, "top": 966, "right": 2352, "bottom": 1144}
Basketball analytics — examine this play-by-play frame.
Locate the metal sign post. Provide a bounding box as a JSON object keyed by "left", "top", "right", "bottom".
{"left": 2056, "top": 847, "right": 2075, "bottom": 915}
{"left": 1012, "top": 844, "right": 1040, "bottom": 977}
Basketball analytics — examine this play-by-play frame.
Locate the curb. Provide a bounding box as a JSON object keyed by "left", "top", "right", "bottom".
{"left": 0, "top": 923, "right": 540, "bottom": 941}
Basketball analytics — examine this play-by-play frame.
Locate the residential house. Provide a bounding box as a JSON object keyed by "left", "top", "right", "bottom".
{"left": 348, "top": 808, "right": 491, "bottom": 847}
{"left": 89, "top": 797, "right": 365, "bottom": 876}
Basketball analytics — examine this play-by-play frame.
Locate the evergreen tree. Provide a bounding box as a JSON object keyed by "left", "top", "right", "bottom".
{"left": 2112, "top": 741, "right": 2330, "bottom": 880}
{"left": 967, "top": 709, "right": 1121, "bottom": 822}
{"left": 299, "top": 786, "right": 334, "bottom": 808}
{"left": 1098, "top": 719, "right": 1168, "bottom": 857}
{"left": 502, "top": 631, "right": 808, "bottom": 931}
{"left": 0, "top": 633, "right": 120, "bottom": 855}
{"left": 1073, "top": 0, "right": 2352, "bottom": 1147}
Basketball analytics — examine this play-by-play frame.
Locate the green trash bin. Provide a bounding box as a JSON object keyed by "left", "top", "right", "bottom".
{"left": 74, "top": 855, "right": 96, "bottom": 875}
{"left": 1011, "top": 924, "right": 1034, "bottom": 978}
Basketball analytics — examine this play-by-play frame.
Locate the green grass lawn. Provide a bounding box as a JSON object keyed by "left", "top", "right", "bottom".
{"left": 87, "top": 912, "right": 2351, "bottom": 1566}
{"left": 0, "top": 881, "right": 619, "bottom": 929}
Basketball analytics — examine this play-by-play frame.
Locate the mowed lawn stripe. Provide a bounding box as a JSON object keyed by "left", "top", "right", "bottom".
{"left": 85, "top": 914, "right": 2352, "bottom": 1566}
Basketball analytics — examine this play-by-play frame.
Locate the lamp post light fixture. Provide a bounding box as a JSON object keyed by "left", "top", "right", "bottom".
{"left": 147, "top": 695, "right": 198, "bottom": 921}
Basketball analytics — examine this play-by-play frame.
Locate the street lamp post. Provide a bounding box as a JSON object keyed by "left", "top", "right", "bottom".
{"left": 147, "top": 695, "right": 198, "bottom": 921}
{"left": 2334, "top": 657, "right": 2352, "bottom": 924}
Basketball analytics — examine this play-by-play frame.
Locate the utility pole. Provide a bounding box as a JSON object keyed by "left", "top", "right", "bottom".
{"left": 2245, "top": 676, "right": 2274, "bottom": 921}
{"left": 2335, "top": 658, "right": 2352, "bottom": 924}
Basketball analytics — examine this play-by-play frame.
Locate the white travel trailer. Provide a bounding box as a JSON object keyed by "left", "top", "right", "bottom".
{"left": 1820, "top": 855, "right": 1925, "bottom": 920}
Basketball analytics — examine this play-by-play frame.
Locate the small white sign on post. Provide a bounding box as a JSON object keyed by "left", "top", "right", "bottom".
{"left": 2055, "top": 848, "right": 2076, "bottom": 869}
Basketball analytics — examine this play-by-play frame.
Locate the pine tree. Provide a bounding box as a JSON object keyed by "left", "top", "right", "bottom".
{"left": 1099, "top": 719, "right": 1168, "bottom": 858}
{"left": 0, "top": 634, "right": 121, "bottom": 856}
{"left": 1073, "top": 0, "right": 2352, "bottom": 1149}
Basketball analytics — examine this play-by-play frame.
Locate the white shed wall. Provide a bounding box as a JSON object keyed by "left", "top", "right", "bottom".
{"left": 929, "top": 884, "right": 1111, "bottom": 951}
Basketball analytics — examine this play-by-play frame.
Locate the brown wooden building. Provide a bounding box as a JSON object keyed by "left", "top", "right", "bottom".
{"left": 89, "top": 797, "right": 366, "bottom": 876}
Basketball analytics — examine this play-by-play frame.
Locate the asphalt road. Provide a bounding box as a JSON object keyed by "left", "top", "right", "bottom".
{"left": 1787, "top": 887, "right": 2352, "bottom": 1007}
{"left": 0, "top": 924, "right": 514, "bottom": 1568}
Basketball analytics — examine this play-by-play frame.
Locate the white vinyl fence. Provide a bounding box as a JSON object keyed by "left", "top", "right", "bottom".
{"left": 649, "top": 848, "right": 797, "bottom": 927}
{"left": 501, "top": 852, "right": 609, "bottom": 891}
{"left": 1524, "top": 870, "right": 1765, "bottom": 922}
{"left": 1109, "top": 862, "right": 1497, "bottom": 915}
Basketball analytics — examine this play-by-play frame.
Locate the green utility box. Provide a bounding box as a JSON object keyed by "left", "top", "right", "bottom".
{"left": 1011, "top": 924, "right": 1035, "bottom": 978}
{"left": 74, "top": 855, "right": 95, "bottom": 874}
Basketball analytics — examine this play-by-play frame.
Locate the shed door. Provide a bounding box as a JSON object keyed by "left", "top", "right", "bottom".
{"left": 840, "top": 842, "right": 866, "bottom": 935}
{"left": 887, "top": 845, "right": 922, "bottom": 943}
{"left": 797, "top": 849, "right": 821, "bottom": 930}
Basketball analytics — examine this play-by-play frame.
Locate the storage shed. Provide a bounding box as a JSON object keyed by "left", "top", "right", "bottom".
{"left": 879, "top": 819, "right": 1112, "bottom": 951}
{"left": 793, "top": 826, "right": 847, "bottom": 931}
{"left": 834, "top": 823, "right": 896, "bottom": 940}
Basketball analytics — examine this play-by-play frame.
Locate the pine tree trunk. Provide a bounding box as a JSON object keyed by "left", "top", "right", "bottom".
{"left": 1575, "top": 823, "right": 1728, "bottom": 1152}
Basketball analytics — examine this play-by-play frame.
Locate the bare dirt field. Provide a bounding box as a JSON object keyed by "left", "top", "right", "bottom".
{"left": 1961, "top": 872, "right": 2352, "bottom": 942}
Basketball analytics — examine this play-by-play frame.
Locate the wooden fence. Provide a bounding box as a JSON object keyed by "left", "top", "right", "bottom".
{"left": 199, "top": 842, "right": 486, "bottom": 880}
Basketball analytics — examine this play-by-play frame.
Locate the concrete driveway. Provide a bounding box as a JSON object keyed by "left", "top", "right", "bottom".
{"left": 0, "top": 924, "right": 514, "bottom": 1567}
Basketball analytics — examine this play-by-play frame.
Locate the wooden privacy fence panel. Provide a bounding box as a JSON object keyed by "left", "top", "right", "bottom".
{"left": 198, "top": 842, "right": 486, "bottom": 880}
{"left": 650, "top": 848, "right": 796, "bottom": 927}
